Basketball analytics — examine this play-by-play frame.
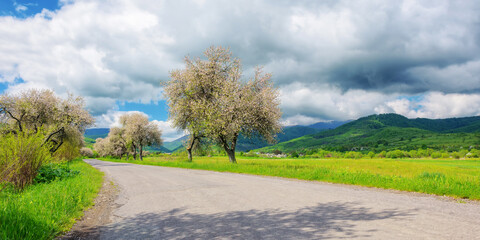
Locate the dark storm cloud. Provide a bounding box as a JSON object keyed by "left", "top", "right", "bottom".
{"left": 2, "top": 0, "right": 480, "bottom": 123}
{"left": 154, "top": 0, "right": 480, "bottom": 94}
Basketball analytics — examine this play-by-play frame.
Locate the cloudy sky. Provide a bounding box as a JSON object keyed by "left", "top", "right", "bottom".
{"left": 1, "top": 0, "right": 480, "bottom": 141}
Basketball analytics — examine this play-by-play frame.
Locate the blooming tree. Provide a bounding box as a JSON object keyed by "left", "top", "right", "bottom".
{"left": 164, "top": 46, "right": 282, "bottom": 163}
{"left": 0, "top": 89, "right": 94, "bottom": 154}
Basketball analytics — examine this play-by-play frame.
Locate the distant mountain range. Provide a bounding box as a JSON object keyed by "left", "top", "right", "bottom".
{"left": 84, "top": 128, "right": 110, "bottom": 140}
{"left": 85, "top": 114, "right": 480, "bottom": 153}
{"left": 84, "top": 120, "right": 350, "bottom": 152}
{"left": 258, "top": 113, "right": 480, "bottom": 152}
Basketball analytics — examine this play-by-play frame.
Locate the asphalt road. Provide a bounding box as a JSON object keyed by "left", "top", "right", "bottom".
{"left": 85, "top": 159, "right": 480, "bottom": 240}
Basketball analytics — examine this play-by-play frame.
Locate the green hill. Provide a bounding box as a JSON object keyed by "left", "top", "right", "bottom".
{"left": 162, "top": 124, "right": 338, "bottom": 152}
{"left": 258, "top": 113, "right": 480, "bottom": 152}
{"left": 163, "top": 135, "right": 188, "bottom": 152}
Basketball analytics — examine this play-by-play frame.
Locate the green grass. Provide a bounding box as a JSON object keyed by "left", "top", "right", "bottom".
{"left": 100, "top": 155, "right": 480, "bottom": 200}
{"left": 0, "top": 159, "right": 104, "bottom": 240}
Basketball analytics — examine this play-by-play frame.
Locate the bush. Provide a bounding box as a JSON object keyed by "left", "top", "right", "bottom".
{"left": 441, "top": 153, "right": 450, "bottom": 159}
{"left": 451, "top": 151, "right": 461, "bottom": 159}
{"left": 386, "top": 150, "right": 405, "bottom": 159}
{"left": 0, "top": 131, "right": 52, "bottom": 190}
{"left": 377, "top": 151, "right": 387, "bottom": 158}
{"left": 34, "top": 163, "right": 80, "bottom": 184}
{"left": 53, "top": 140, "right": 80, "bottom": 161}
{"left": 80, "top": 147, "right": 94, "bottom": 157}
{"left": 345, "top": 151, "right": 362, "bottom": 159}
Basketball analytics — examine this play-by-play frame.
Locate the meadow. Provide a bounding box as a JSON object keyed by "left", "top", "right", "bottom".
{"left": 0, "top": 159, "right": 103, "bottom": 240}
{"left": 100, "top": 155, "right": 480, "bottom": 200}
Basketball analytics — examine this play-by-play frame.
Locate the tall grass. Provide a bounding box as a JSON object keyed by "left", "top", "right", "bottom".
{"left": 101, "top": 155, "right": 480, "bottom": 200}
{"left": 0, "top": 159, "right": 103, "bottom": 240}
{"left": 0, "top": 131, "right": 52, "bottom": 190}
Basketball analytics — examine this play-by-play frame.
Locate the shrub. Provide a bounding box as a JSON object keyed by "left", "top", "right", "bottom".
{"left": 34, "top": 163, "right": 80, "bottom": 184}
{"left": 386, "top": 150, "right": 405, "bottom": 159}
{"left": 0, "top": 131, "right": 52, "bottom": 190}
{"left": 451, "top": 152, "right": 461, "bottom": 159}
{"left": 345, "top": 151, "right": 362, "bottom": 159}
{"left": 377, "top": 151, "right": 387, "bottom": 158}
{"left": 80, "top": 147, "right": 94, "bottom": 158}
{"left": 53, "top": 140, "right": 80, "bottom": 161}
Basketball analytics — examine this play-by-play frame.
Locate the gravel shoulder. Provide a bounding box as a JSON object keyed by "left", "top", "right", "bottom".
{"left": 58, "top": 174, "right": 118, "bottom": 240}
{"left": 69, "top": 159, "right": 480, "bottom": 239}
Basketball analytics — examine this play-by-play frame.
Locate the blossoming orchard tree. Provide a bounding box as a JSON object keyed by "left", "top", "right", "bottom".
{"left": 164, "top": 46, "right": 282, "bottom": 163}
{"left": 94, "top": 112, "right": 163, "bottom": 161}
{"left": 0, "top": 89, "right": 94, "bottom": 154}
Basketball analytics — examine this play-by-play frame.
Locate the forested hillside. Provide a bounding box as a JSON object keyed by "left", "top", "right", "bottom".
{"left": 259, "top": 114, "right": 480, "bottom": 152}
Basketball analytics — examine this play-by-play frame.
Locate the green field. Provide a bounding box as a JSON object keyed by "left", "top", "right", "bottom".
{"left": 0, "top": 159, "right": 104, "bottom": 240}
{"left": 100, "top": 155, "right": 480, "bottom": 200}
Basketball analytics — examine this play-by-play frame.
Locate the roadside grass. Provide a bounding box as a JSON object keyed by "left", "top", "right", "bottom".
{"left": 0, "top": 159, "right": 103, "bottom": 240}
{"left": 100, "top": 155, "right": 480, "bottom": 200}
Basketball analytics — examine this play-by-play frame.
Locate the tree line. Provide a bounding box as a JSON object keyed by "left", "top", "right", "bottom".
{"left": 93, "top": 112, "right": 162, "bottom": 161}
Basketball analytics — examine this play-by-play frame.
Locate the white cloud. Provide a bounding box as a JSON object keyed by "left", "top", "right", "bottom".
{"left": 376, "top": 92, "right": 480, "bottom": 119}
{"left": 151, "top": 120, "right": 184, "bottom": 142}
{"left": 15, "top": 5, "right": 27, "bottom": 12}
{"left": 1, "top": 0, "right": 480, "bottom": 123}
{"left": 280, "top": 83, "right": 398, "bottom": 121}
{"left": 282, "top": 114, "right": 322, "bottom": 126}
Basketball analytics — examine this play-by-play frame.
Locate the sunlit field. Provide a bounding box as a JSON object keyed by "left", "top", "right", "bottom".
{"left": 99, "top": 155, "right": 480, "bottom": 200}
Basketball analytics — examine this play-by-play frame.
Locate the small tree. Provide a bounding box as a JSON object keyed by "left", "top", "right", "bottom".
{"left": 120, "top": 113, "right": 163, "bottom": 161}
{"left": 165, "top": 46, "right": 282, "bottom": 163}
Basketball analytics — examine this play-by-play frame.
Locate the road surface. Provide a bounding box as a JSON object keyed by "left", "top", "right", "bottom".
{"left": 85, "top": 159, "right": 480, "bottom": 239}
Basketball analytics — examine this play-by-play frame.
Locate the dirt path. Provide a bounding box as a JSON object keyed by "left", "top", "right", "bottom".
{"left": 79, "top": 159, "right": 479, "bottom": 239}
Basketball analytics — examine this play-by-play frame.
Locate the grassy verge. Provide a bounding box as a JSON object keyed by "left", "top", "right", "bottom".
{"left": 0, "top": 159, "right": 103, "bottom": 240}
{"left": 100, "top": 155, "right": 480, "bottom": 200}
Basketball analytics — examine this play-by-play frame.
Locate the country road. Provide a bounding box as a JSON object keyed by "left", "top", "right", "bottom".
{"left": 84, "top": 159, "right": 480, "bottom": 239}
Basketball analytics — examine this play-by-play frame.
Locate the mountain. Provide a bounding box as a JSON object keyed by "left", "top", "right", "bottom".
{"left": 307, "top": 120, "right": 351, "bottom": 130}
{"left": 163, "top": 135, "right": 188, "bottom": 152}
{"left": 84, "top": 128, "right": 109, "bottom": 139}
{"left": 85, "top": 120, "right": 350, "bottom": 153}
{"left": 236, "top": 125, "right": 322, "bottom": 151}
{"left": 144, "top": 144, "right": 174, "bottom": 153}
{"left": 161, "top": 121, "right": 349, "bottom": 152}
{"left": 258, "top": 113, "right": 480, "bottom": 152}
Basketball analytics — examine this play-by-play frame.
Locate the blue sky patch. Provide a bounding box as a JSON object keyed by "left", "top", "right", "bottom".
{"left": 117, "top": 100, "right": 169, "bottom": 121}
{"left": 0, "top": 0, "right": 60, "bottom": 18}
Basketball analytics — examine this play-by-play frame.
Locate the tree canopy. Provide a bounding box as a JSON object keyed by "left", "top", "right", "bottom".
{"left": 94, "top": 112, "right": 163, "bottom": 160}
{"left": 164, "top": 46, "right": 282, "bottom": 163}
{"left": 0, "top": 89, "right": 94, "bottom": 154}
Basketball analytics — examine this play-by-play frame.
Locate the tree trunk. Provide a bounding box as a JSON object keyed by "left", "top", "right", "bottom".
{"left": 139, "top": 144, "right": 143, "bottom": 161}
{"left": 187, "top": 148, "right": 193, "bottom": 162}
{"left": 226, "top": 148, "right": 236, "bottom": 163}
{"left": 220, "top": 134, "right": 238, "bottom": 163}
{"left": 185, "top": 135, "right": 197, "bottom": 162}
{"left": 132, "top": 142, "right": 137, "bottom": 160}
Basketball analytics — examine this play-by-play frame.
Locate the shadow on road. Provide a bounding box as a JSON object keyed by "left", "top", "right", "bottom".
{"left": 99, "top": 201, "right": 413, "bottom": 239}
